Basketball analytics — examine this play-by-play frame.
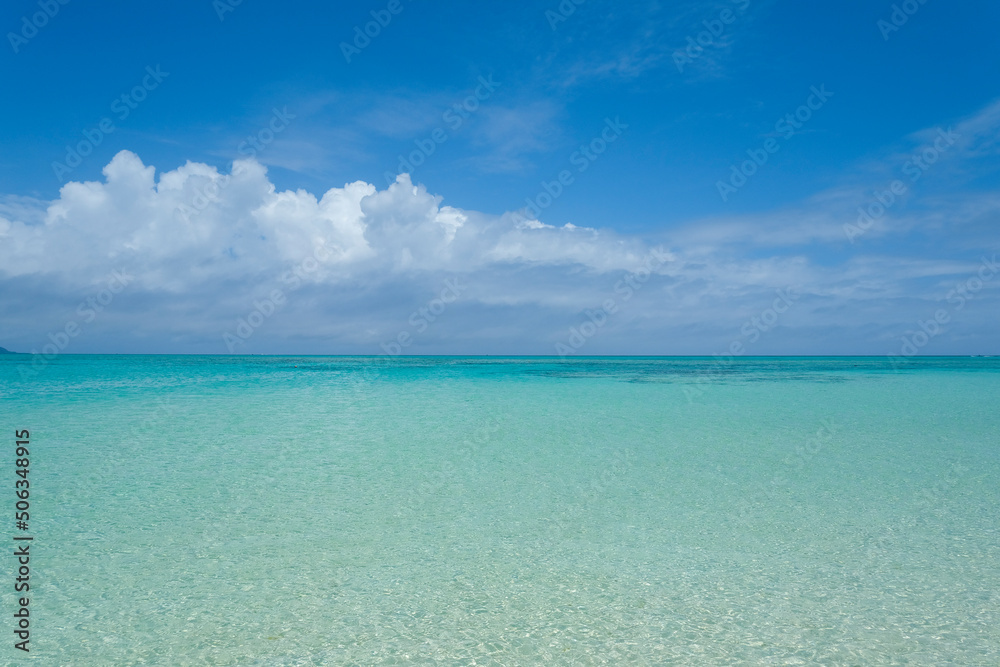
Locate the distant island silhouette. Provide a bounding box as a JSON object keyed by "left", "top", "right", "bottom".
{"left": 0, "top": 346, "right": 16, "bottom": 354}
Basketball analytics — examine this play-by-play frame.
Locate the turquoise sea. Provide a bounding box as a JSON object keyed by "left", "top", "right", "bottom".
{"left": 1, "top": 356, "right": 998, "bottom": 665}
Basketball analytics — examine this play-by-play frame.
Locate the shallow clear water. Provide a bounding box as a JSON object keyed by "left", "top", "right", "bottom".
{"left": 2, "top": 356, "right": 998, "bottom": 664}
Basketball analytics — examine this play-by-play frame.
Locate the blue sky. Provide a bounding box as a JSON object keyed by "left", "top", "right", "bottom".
{"left": 1, "top": 0, "right": 998, "bottom": 355}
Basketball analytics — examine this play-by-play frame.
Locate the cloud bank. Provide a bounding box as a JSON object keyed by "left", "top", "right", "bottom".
{"left": 2, "top": 99, "right": 999, "bottom": 358}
